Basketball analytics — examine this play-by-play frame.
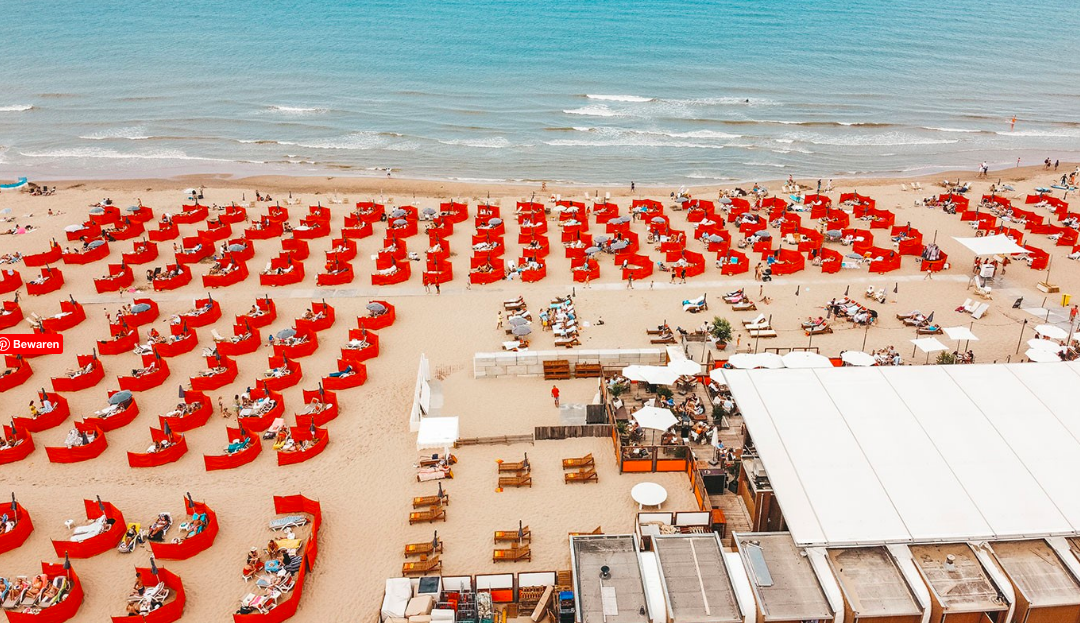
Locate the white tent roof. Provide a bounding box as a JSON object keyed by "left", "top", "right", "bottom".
{"left": 721, "top": 363, "right": 1080, "bottom": 547}
{"left": 942, "top": 326, "right": 979, "bottom": 341}
{"left": 910, "top": 337, "right": 948, "bottom": 353}
{"left": 632, "top": 406, "right": 678, "bottom": 431}
{"left": 951, "top": 234, "right": 1028, "bottom": 256}
{"left": 416, "top": 416, "right": 459, "bottom": 450}
{"left": 1035, "top": 324, "right": 1069, "bottom": 340}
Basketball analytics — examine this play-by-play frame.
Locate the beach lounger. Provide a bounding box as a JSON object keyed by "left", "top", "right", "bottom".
{"left": 562, "top": 453, "right": 594, "bottom": 469}
{"left": 409, "top": 505, "right": 446, "bottom": 524}
{"left": 412, "top": 492, "right": 449, "bottom": 508}
{"left": 742, "top": 313, "right": 767, "bottom": 326}
{"left": 404, "top": 536, "right": 443, "bottom": 558}
{"left": 402, "top": 555, "right": 442, "bottom": 576}
{"left": 499, "top": 456, "right": 530, "bottom": 472}
{"left": 503, "top": 297, "right": 526, "bottom": 311}
{"left": 971, "top": 303, "right": 989, "bottom": 319}
{"left": 494, "top": 526, "right": 530, "bottom": 543}
{"left": 269, "top": 516, "right": 308, "bottom": 530}
{"left": 564, "top": 467, "right": 598, "bottom": 483}
{"left": 493, "top": 545, "right": 531, "bottom": 563}
{"left": 805, "top": 324, "right": 832, "bottom": 335}
{"left": 646, "top": 326, "right": 669, "bottom": 335}
{"left": 732, "top": 300, "right": 757, "bottom": 311}
{"left": 916, "top": 325, "right": 943, "bottom": 335}
{"left": 498, "top": 473, "right": 532, "bottom": 488}
{"left": 975, "top": 284, "right": 993, "bottom": 300}
{"left": 554, "top": 336, "right": 581, "bottom": 348}
{"left": 957, "top": 298, "right": 976, "bottom": 313}
{"left": 748, "top": 328, "right": 777, "bottom": 339}
{"left": 650, "top": 335, "right": 676, "bottom": 344}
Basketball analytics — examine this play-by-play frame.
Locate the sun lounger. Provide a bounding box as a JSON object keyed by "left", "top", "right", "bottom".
{"left": 494, "top": 527, "right": 530, "bottom": 543}
{"left": 805, "top": 323, "right": 832, "bottom": 335}
{"left": 402, "top": 555, "right": 442, "bottom": 576}
{"left": 748, "top": 328, "right": 777, "bottom": 338}
{"left": 412, "top": 492, "right": 449, "bottom": 508}
{"left": 732, "top": 300, "right": 757, "bottom": 311}
{"left": 971, "top": 303, "right": 989, "bottom": 319}
{"left": 499, "top": 457, "right": 530, "bottom": 472}
{"left": 916, "top": 325, "right": 942, "bottom": 335}
{"left": 554, "top": 336, "right": 581, "bottom": 348}
{"left": 562, "top": 453, "right": 594, "bottom": 469}
{"left": 269, "top": 516, "right": 308, "bottom": 531}
{"left": 564, "top": 468, "right": 598, "bottom": 483}
{"left": 742, "top": 313, "right": 767, "bottom": 326}
{"left": 409, "top": 505, "right": 446, "bottom": 524}
{"left": 493, "top": 545, "right": 531, "bottom": 563}
{"left": 404, "top": 537, "right": 442, "bottom": 558}
{"left": 646, "top": 327, "right": 669, "bottom": 335}
{"left": 975, "top": 284, "right": 993, "bottom": 299}
{"left": 650, "top": 335, "right": 676, "bottom": 344}
{"left": 503, "top": 297, "right": 526, "bottom": 310}
{"left": 498, "top": 473, "right": 533, "bottom": 488}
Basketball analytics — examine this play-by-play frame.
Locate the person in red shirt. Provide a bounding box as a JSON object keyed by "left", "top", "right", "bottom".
{"left": 551, "top": 385, "right": 560, "bottom": 407}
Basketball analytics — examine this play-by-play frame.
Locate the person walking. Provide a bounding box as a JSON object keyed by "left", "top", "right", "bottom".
{"left": 1070, "top": 304, "right": 1078, "bottom": 325}
{"left": 630, "top": 181, "right": 635, "bottom": 193}
{"left": 551, "top": 385, "right": 560, "bottom": 407}
{"left": 496, "top": 311, "right": 503, "bottom": 330}
{"left": 435, "top": 282, "right": 441, "bottom": 295}
{"left": 627, "top": 275, "right": 634, "bottom": 289}
{"left": 680, "top": 268, "right": 687, "bottom": 284}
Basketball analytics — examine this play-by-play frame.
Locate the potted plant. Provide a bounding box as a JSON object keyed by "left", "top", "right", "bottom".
{"left": 609, "top": 382, "right": 627, "bottom": 409}
{"left": 709, "top": 316, "right": 733, "bottom": 350}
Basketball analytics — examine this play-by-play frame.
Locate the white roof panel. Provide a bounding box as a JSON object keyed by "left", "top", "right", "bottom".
{"left": 728, "top": 363, "right": 1080, "bottom": 546}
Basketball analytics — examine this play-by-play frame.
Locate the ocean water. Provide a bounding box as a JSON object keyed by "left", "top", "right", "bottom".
{"left": 2, "top": 0, "right": 1079, "bottom": 184}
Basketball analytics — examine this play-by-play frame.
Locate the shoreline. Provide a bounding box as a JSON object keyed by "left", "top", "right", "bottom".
{"left": 16, "top": 162, "right": 1076, "bottom": 200}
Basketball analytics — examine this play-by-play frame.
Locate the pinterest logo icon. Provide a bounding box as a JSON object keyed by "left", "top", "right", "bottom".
{"left": 0, "top": 337, "right": 10, "bottom": 352}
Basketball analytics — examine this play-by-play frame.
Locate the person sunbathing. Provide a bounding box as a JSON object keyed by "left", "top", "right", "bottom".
{"left": 226, "top": 438, "right": 251, "bottom": 454}
{"left": 146, "top": 514, "right": 170, "bottom": 542}
{"left": 243, "top": 548, "right": 263, "bottom": 579}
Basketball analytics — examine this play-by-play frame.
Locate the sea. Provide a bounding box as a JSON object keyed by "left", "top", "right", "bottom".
{"left": 2, "top": 0, "right": 1079, "bottom": 185}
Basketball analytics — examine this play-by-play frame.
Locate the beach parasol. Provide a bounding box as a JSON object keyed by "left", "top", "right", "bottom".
{"left": 1027, "top": 338, "right": 1064, "bottom": 352}
{"left": 631, "top": 406, "right": 677, "bottom": 432}
{"left": 488, "top": 218, "right": 503, "bottom": 226}
{"left": 757, "top": 231, "right": 772, "bottom": 239}
{"left": 150, "top": 557, "right": 159, "bottom": 575}
{"left": 610, "top": 240, "right": 630, "bottom": 251}
{"left": 1025, "top": 348, "right": 1062, "bottom": 363}
{"left": 163, "top": 421, "right": 173, "bottom": 438}
{"left": 276, "top": 328, "right": 296, "bottom": 340}
{"left": 650, "top": 217, "right": 666, "bottom": 224}
{"left": 87, "top": 240, "right": 106, "bottom": 248}
{"left": 89, "top": 207, "right": 105, "bottom": 215}
{"left": 611, "top": 216, "right": 631, "bottom": 225}
{"left": 1034, "top": 324, "right": 1068, "bottom": 340}
{"left": 64, "top": 224, "right": 83, "bottom": 232}
{"left": 781, "top": 351, "right": 832, "bottom": 369}
{"left": 366, "top": 302, "right": 386, "bottom": 314}
{"left": 585, "top": 246, "right": 601, "bottom": 255}
{"left": 728, "top": 353, "right": 784, "bottom": 369}
{"left": 720, "top": 197, "right": 732, "bottom": 205}
{"left": 637, "top": 366, "right": 681, "bottom": 386}
{"left": 227, "top": 243, "right": 246, "bottom": 252}
{"left": 508, "top": 316, "right": 528, "bottom": 326}
{"left": 129, "top": 303, "right": 151, "bottom": 314}
{"left": 96, "top": 495, "right": 105, "bottom": 513}
{"left": 109, "top": 390, "right": 133, "bottom": 405}
{"left": 840, "top": 351, "right": 877, "bottom": 366}
{"left": 594, "top": 235, "right": 610, "bottom": 244}
{"left": 666, "top": 359, "right": 701, "bottom": 375}
{"left": 422, "top": 207, "right": 436, "bottom": 216}
{"left": 393, "top": 218, "right": 407, "bottom": 226}
{"left": 705, "top": 234, "right": 724, "bottom": 243}
{"left": 389, "top": 209, "right": 406, "bottom": 219}
{"left": 512, "top": 325, "right": 532, "bottom": 337}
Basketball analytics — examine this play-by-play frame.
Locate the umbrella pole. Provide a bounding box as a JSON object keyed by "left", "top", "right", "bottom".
{"left": 1016, "top": 318, "right": 1028, "bottom": 354}
{"left": 861, "top": 320, "right": 870, "bottom": 352}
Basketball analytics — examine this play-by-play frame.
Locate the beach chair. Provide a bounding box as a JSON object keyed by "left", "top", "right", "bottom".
{"left": 900, "top": 184, "right": 908, "bottom": 192}
{"left": 498, "top": 473, "right": 533, "bottom": 488}
{"left": 402, "top": 555, "right": 442, "bottom": 576}
{"left": 269, "top": 515, "right": 308, "bottom": 530}
{"left": 971, "top": 303, "right": 989, "bottom": 319}
{"left": 562, "top": 453, "right": 594, "bottom": 469}
{"left": 732, "top": 300, "right": 757, "bottom": 312}
{"left": 646, "top": 326, "right": 669, "bottom": 335}
{"left": 404, "top": 535, "right": 443, "bottom": 558}
{"left": 916, "top": 325, "right": 942, "bottom": 335}
{"left": 957, "top": 298, "right": 976, "bottom": 313}
{"left": 554, "top": 336, "right": 581, "bottom": 348}
{"left": 975, "top": 284, "right": 993, "bottom": 300}
{"left": 494, "top": 526, "right": 530, "bottom": 543}
{"left": 564, "top": 468, "right": 598, "bottom": 484}
{"left": 805, "top": 323, "right": 832, "bottom": 335}
{"left": 493, "top": 545, "right": 531, "bottom": 563}
{"left": 499, "top": 456, "right": 530, "bottom": 472}
{"left": 741, "top": 313, "right": 767, "bottom": 326}
{"left": 503, "top": 297, "right": 526, "bottom": 311}
{"left": 913, "top": 182, "right": 923, "bottom": 191}
{"left": 409, "top": 505, "right": 447, "bottom": 524}
{"left": 748, "top": 328, "right": 777, "bottom": 339}
{"left": 412, "top": 492, "right": 449, "bottom": 508}
{"left": 650, "top": 334, "right": 676, "bottom": 344}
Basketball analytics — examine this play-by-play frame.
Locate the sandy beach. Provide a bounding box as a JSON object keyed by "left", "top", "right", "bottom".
{"left": 0, "top": 164, "right": 1078, "bottom": 620}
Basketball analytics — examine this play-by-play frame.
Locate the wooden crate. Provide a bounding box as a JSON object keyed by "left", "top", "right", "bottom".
{"left": 543, "top": 360, "right": 570, "bottom": 380}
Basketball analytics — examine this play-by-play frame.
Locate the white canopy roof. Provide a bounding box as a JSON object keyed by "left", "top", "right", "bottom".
{"left": 840, "top": 351, "right": 877, "bottom": 367}
{"left": 632, "top": 406, "right": 678, "bottom": 431}
{"left": 722, "top": 362, "right": 1080, "bottom": 546}
{"left": 416, "top": 416, "right": 459, "bottom": 450}
{"left": 951, "top": 234, "right": 1028, "bottom": 256}
{"left": 910, "top": 337, "right": 948, "bottom": 353}
{"left": 1035, "top": 324, "right": 1069, "bottom": 340}
{"left": 942, "top": 326, "right": 979, "bottom": 341}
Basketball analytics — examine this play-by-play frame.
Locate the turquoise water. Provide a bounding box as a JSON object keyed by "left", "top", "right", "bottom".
{"left": 2, "top": 0, "right": 1079, "bottom": 184}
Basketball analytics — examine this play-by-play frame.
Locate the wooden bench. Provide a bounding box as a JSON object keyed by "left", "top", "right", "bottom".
{"left": 574, "top": 363, "right": 602, "bottom": 378}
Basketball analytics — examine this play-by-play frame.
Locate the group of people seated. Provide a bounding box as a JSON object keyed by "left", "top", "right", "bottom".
{"left": 238, "top": 394, "right": 276, "bottom": 419}
{"left": 272, "top": 427, "right": 318, "bottom": 454}
{"left": 2, "top": 572, "right": 68, "bottom": 611}
{"left": 0, "top": 252, "right": 22, "bottom": 264}
{"left": 63, "top": 427, "right": 96, "bottom": 448}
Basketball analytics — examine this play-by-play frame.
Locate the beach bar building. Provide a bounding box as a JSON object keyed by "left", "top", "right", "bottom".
{"left": 651, "top": 534, "right": 744, "bottom": 623}
{"left": 734, "top": 533, "right": 834, "bottom": 623}
{"left": 908, "top": 543, "right": 1010, "bottom": 623}
{"left": 990, "top": 540, "right": 1080, "bottom": 623}
{"left": 825, "top": 547, "right": 924, "bottom": 623}
{"left": 570, "top": 535, "right": 650, "bottom": 623}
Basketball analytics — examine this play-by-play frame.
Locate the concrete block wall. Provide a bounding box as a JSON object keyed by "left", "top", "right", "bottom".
{"left": 473, "top": 348, "right": 666, "bottom": 378}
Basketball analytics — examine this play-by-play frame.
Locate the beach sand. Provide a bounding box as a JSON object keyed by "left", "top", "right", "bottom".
{"left": 0, "top": 164, "right": 1077, "bottom": 620}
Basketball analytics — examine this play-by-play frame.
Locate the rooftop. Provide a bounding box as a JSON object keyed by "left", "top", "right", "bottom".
{"left": 735, "top": 533, "right": 833, "bottom": 622}
{"left": 572, "top": 535, "right": 650, "bottom": 623}
{"left": 909, "top": 544, "right": 1007, "bottom": 613}
{"left": 653, "top": 534, "right": 742, "bottom": 623}
{"left": 991, "top": 540, "right": 1080, "bottom": 608}
{"left": 827, "top": 547, "right": 923, "bottom": 618}
{"left": 723, "top": 362, "right": 1080, "bottom": 546}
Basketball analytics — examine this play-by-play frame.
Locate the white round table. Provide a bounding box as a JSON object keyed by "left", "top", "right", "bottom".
{"left": 631, "top": 482, "right": 668, "bottom": 509}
